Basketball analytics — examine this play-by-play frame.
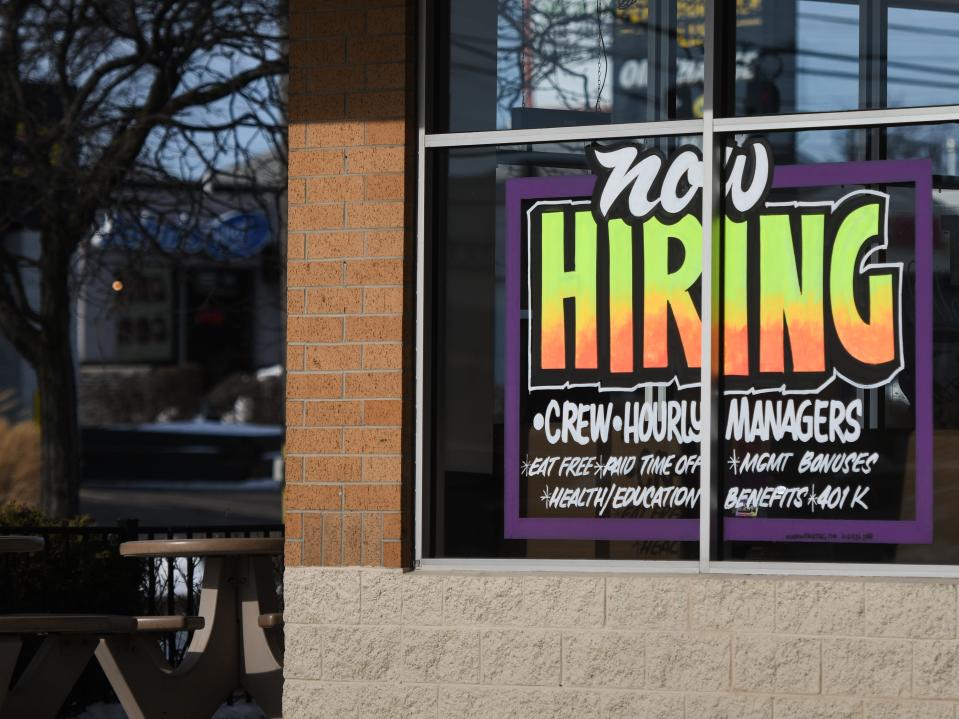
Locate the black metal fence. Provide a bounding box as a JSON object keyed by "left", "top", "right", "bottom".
{"left": 2, "top": 521, "right": 284, "bottom": 664}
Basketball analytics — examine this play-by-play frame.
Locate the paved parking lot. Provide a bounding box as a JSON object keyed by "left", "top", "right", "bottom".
{"left": 79, "top": 480, "right": 282, "bottom": 526}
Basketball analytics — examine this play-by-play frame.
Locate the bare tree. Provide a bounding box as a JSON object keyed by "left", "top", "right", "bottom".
{"left": 0, "top": 0, "right": 286, "bottom": 516}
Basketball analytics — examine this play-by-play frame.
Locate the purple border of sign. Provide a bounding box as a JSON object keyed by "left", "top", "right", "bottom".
{"left": 725, "top": 158, "right": 933, "bottom": 544}
{"left": 504, "top": 159, "right": 933, "bottom": 543}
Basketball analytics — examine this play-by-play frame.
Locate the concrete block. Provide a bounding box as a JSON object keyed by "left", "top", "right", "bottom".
{"left": 444, "top": 575, "right": 524, "bottom": 626}
{"left": 915, "top": 640, "right": 959, "bottom": 698}
{"left": 776, "top": 580, "right": 864, "bottom": 635}
{"left": 402, "top": 628, "right": 480, "bottom": 683}
{"left": 283, "top": 680, "right": 358, "bottom": 719}
{"left": 733, "top": 635, "right": 820, "bottom": 694}
{"left": 863, "top": 700, "right": 956, "bottom": 719}
{"left": 685, "top": 694, "right": 773, "bottom": 719}
{"left": 402, "top": 573, "right": 444, "bottom": 625}
{"left": 865, "top": 582, "right": 957, "bottom": 639}
{"left": 360, "top": 570, "right": 402, "bottom": 624}
{"left": 285, "top": 624, "right": 325, "bottom": 679}
{"left": 358, "top": 684, "right": 438, "bottom": 719}
{"left": 645, "top": 633, "right": 729, "bottom": 691}
{"left": 439, "top": 686, "right": 600, "bottom": 719}
{"left": 691, "top": 578, "right": 776, "bottom": 632}
{"left": 562, "top": 632, "right": 644, "bottom": 688}
{"left": 606, "top": 577, "right": 689, "bottom": 630}
{"left": 284, "top": 568, "right": 360, "bottom": 625}
{"left": 602, "top": 691, "right": 684, "bottom": 719}
{"left": 822, "top": 637, "right": 912, "bottom": 697}
{"left": 773, "top": 697, "right": 862, "bottom": 719}
{"left": 322, "top": 626, "right": 402, "bottom": 681}
{"left": 523, "top": 575, "right": 604, "bottom": 628}
{"left": 481, "top": 629, "right": 561, "bottom": 686}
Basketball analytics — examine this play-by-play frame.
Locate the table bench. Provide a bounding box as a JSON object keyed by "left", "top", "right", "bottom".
{"left": 96, "top": 538, "right": 283, "bottom": 719}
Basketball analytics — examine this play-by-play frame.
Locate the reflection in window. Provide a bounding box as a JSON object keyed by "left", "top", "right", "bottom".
{"left": 731, "top": 0, "right": 860, "bottom": 116}
{"left": 495, "top": 2, "right": 613, "bottom": 128}
{"left": 439, "top": 1, "right": 770, "bottom": 131}
{"left": 888, "top": 5, "right": 959, "bottom": 109}
{"left": 795, "top": 1, "right": 859, "bottom": 113}
{"left": 730, "top": 1, "right": 959, "bottom": 117}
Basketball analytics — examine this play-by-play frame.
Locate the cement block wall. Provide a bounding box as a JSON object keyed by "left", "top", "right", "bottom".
{"left": 282, "top": 568, "right": 959, "bottom": 718}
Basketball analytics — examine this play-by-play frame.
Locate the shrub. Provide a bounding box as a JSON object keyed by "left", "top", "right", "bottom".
{"left": 0, "top": 503, "right": 143, "bottom": 614}
{"left": 0, "top": 418, "right": 41, "bottom": 507}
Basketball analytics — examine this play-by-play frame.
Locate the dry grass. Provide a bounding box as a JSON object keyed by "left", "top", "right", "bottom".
{"left": 0, "top": 417, "right": 41, "bottom": 507}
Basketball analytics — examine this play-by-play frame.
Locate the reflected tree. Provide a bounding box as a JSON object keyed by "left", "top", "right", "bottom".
{"left": 0, "top": 0, "right": 287, "bottom": 516}
{"left": 496, "top": 0, "right": 612, "bottom": 117}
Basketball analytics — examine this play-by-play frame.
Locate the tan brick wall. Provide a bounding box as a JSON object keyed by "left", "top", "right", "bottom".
{"left": 283, "top": 567, "right": 959, "bottom": 719}
{"left": 285, "top": 0, "right": 413, "bottom": 569}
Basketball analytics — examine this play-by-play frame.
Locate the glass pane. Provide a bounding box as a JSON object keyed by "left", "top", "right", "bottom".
{"left": 729, "top": 1, "right": 959, "bottom": 117}
{"left": 729, "top": 0, "right": 860, "bottom": 116}
{"left": 427, "top": 136, "right": 703, "bottom": 559}
{"left": 888, "top": 4, "right": 959, "bottom": 109}
{"left": 716, "top": 123, "right": 959, "bottom": 564}
{"left": 431, "top": 1, "right": 694, "bottom": 133}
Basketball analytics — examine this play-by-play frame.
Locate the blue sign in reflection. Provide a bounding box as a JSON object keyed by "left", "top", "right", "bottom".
{"left": 98, "top": 211, "right": 271, "bottom": 259}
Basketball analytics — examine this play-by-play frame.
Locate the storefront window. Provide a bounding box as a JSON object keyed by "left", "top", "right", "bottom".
{"left": 426, "top": 138, "right": 701, "bottom": 559}
{"left": 717, "top": 123, "right": 959, "bottom": 565}
{"left": 424, "top": 1, "right": 959, "bottom": 571}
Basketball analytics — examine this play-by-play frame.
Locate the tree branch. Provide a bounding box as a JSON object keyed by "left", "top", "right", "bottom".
{"left": 164, "top": 59, "right": 287, "bottom": 117}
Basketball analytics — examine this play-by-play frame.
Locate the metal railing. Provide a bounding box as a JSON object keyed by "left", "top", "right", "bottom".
{"left": 1, "top": 521, "right": 284, "bottom": 664}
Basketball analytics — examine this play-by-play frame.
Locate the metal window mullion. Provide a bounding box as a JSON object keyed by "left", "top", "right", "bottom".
{"left": 699, "top": 0, "right": 723, "bottom": 573}
{"left": 860, "top": 0, "right": 889, "bottom": 112}
{"left": 699, "top": 561, "right": 959, "bottom": 579}
{"left": 419, "top": 558, "right": 700, "bottom": 573}
{"left": 425, "top": 105, "right": 959, "bottom": 150}
{"left": 714, "top": 104, "right": 959, "bottom": 134}
{"left": 862, "top": 1, "right": 889, "bottom": 428}
{"left": 647, "top": 0, "right": 676, "bottom": 125}
{"left": 417, "top": 557, "right": 959, "bottom": 579}
{"left": 860, "top": 0, "right": 889, "bottom": 161}
{"left": 423, "top": 119, "right": 704, "bottom": 149}
{"left": 414, "top": 0, "right": 427, "bottom": 565}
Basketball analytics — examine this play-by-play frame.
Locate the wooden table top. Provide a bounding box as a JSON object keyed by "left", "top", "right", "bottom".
{"left": 0, "top": 535, "right": 44, "bottom": 554}
{"left": 119, "top": 537, "right": 283, "bottom": 558}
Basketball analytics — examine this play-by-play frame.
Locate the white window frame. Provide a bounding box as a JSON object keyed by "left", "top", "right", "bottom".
{"left": 414, "top": 0, "right": 959, "bottom": 577}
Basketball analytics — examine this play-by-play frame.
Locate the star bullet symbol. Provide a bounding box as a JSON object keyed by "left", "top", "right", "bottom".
{"left": 727, "top": 450, "right": 740, "bottom": 475}
{"left": 540, "top": 485, "right": 552, "bottom": 504}
{"left": 520, "top": 455, "right": 532, "bottom": 476}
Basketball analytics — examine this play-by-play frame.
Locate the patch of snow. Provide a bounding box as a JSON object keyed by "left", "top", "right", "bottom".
{"left": 212, "top": 696, "right": 267, "bottom": 719}
{"left": 114, "top": 420, "right": 282, "bottom": 437}
{"left": 254, "top": 365, "right": 283, "bottom": 381}
{"left": 73, "top": 702, "right": 126, "bottom": 719}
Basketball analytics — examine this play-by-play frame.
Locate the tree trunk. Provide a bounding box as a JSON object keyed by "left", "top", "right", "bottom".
{"left": 36, "top": 229, "right": 81, "bottom": 518}
{"left": 36, "top": 328, "right": 80, "bottom": 518}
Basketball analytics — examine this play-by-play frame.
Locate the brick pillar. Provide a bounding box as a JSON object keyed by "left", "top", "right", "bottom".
{"left": 285, "top": 0, "right": 414, "bottom": 569}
